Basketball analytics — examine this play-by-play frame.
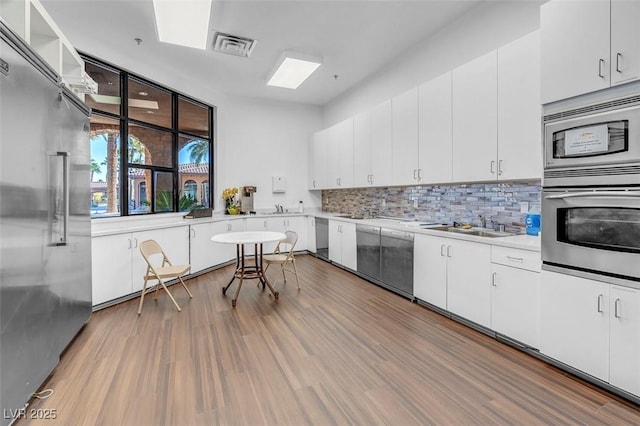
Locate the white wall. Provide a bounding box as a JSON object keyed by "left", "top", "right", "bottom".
{"left": 323, "top": 0, "right": 544, "bottom": 127}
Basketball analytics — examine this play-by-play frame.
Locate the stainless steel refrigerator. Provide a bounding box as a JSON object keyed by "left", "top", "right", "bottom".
{"left": 0, "top": 21, "right": 92, "bottom": 424}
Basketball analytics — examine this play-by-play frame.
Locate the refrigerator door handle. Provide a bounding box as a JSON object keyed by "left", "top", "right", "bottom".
{"left": 49, "top": 151, "right": 70, "bottom": 246}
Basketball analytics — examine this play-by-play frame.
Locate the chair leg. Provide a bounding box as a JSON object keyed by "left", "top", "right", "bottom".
{"left": 160, "top": 279, "right": 181, "bottom": 312}
{"left": 281, "top": 263, "right": 286, "bottom": 284}
{"left": 138, "top": 275, "right": 149, "bottom": 315}
{"left": 179, "top": 276, "right": 193, "bottom": 298}
{"left": 292, "top": 258, "right": 300, "bottom": 289}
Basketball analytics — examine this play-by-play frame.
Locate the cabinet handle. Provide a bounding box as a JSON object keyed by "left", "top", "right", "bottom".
{"left": 616, "top": 53, "right": 622, "bottom": 73}
{"left": 133, "top": 238, "right": 138, "bottom": 248}
{"left": 371, "top": 174, "right": 374, "bottom": 184}
{"left": 598, "top": 59, "right": 605, "bottom": 78}
{"left": 413, "top": 169, "right": 417, "bottom": 180}
{"left": 506, "top": 256, "right": 523, "bottom": 263}
{"left": 417, "top": 168, "right": 423, "bottom": 180}
{"left": 614, "top": 298, "right": 621, "bottom": 318}
{"left": 490, "top": 160, "right": 496, "bottom": 174}
{"left": 127, "top": 238, "right": 132, "bottom": 249}
{"left": 440, "top": 244, "right": 446, "bottom": 257}
{"left": 498, "top": 160, "right": 503, "bottom": 176}
{"left": 190, "top": 228, "right": 196, "bottom": 238}
{"left": 446, "top": 245, "right": 452, "bottom": 258}
{"left": 492, "top": 272, "right": 497, "bottom": 287}
{"left": 597, "top": 294, "right": 604, "bottom": 313}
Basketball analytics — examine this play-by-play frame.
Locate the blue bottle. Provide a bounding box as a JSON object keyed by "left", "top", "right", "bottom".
{"left": 525, "top": 213, "right": 541, "bottom": 236}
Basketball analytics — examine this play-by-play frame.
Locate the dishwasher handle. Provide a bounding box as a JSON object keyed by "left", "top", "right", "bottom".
{"left": 356, "top": 224, "right": 381, "bottom": 235}
{"left": 380, "top": 228, "right": 414, "bottom": 241}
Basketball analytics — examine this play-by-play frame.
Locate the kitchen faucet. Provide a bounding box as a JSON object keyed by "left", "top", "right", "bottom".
{"left": 274, "top": 204, "right": 284, "bottom": 213}
{"left": 479, "top": 215, "right": 486, "bottom": 228}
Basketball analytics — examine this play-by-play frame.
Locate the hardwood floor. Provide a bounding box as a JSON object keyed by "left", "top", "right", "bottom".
{"left": 17, "top": 254, "right": 640, "bottom": 425}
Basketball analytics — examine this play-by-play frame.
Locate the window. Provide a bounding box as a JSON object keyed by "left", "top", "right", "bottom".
{"left": 83, "top": 55, "right": 214, "bottom": 218}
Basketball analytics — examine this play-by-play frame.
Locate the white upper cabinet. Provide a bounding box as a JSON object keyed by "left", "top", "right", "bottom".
{"left": 327, "top": 117, "right": 354, "bottom": 189}
{"left": 610, "top": 0, "right": 640, "bottom": 87}
{"left": 370, "top": 100, "right": 393, "bottom": 186}
{"left": 309, "top": 129, "right": 328, "bottom": 190}
{"left": 353, "top": 109, "right": 373, "bottom": 187}
{"left": 392, "top": 87, "right": 420, "bottom": 185}
{"left": 418, "top": 71, "right": 453, "bottom": 184}
{"left": 452, "top": 50, "right": 498, "bottom": 183}
{"left": 541, "top": 0, "right": 640, "bottom": 104}
{"left": 497, "top": 30, "right": 542, "bottom": 181}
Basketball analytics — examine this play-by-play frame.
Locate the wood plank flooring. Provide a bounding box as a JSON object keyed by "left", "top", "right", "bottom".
{"left": 17, "top": 254, "right": 640, "bottom": 425}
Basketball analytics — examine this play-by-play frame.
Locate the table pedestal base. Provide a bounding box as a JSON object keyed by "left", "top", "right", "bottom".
{"left": 222, "top": 243, "right": 278, "bottom": 307}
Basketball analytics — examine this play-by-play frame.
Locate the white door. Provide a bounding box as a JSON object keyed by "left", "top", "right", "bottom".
{"left": 392, "top": 87, "right": 419, "bottom": 185}
{"left": 338, "top": 117, "right": 354, "bottom": 188}
{"left": 353, "top": 110, "right": 372, "bottom": 187}
{"left": 418, "top": 72, "right": 452, "bottom": 184}
{"left": 611, "top": 0, "right": 640, "bottom": 87}
{"left": 491, "top": 264, "right": 540, "bottom": 348}
{"left": 609, "top": 285, "right": 640, "bottom": 396}
{"left": 452, "top": 50, "right": 498, "bottom": 183}
{"left": 497, "top": 30, "right": 542, "bottom": 181}
{"left": 306, "top": 215, "right": 316, "bottom": 253}
{"left": 370, "top": 99, "right": 393, "bottom": 186}
{"left": 91, "top": 233, "right": 133, "bottom": 306}
{"left": 540, "top": 0, "right": 610, "bottom": 104}
{"left": 413, "top": 234, "right": 448, "bottom": 310}
{"left": 540, "top": 271, "right": 610, "bottom": 382}
{"left": 210, "top": 221, "right": 237, "bottom": 265}
{"left": 446, "top": 240, "right": 491, "bottom": 328}
{"left": 327, "top": 122, "right": 341, "bottom": 189}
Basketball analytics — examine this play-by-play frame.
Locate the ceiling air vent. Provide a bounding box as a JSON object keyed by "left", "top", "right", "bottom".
{"left": 211, "top": 32, "right": 257, "bottom": 58}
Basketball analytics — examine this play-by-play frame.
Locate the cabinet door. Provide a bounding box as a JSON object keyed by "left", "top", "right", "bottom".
{"left": 609, "top": 285, "right": 640, "bottom": 396}
{"left": 340, "top": 222, "right": 357, "bottom": 271}
{"left": 491, "top": 264, "right": 540, "bottom": 349}
{"left": 413, "top": 234, "right": 448, "bottom": 310}
{"left": 371, "top": 99, "right": 393, "bottom": 186}
{"left": 311, "top": 129, "right": 328, "bottom": 189}
{"left": 287, "top": 216, "right": 306, "bottom": 252}
{"left": 306, "top": 215, "right": 317, "bottom": 253}
{"left": 328, "top": 220, "right": 342, "bottom": 264}
{"left": 392, "top": 87, "right": 419, "bottom": 185}
{"left": 418, "top": 72, "right": 452, "bottom": 184}
{"left": 452, "top": 50, "right": 498, "bottom": 183}
{"left": 447, "top": 240, "right": 491, "bottom": 328}
{"left": 91, "top": 233, "right": 133, "bottom": 306}
{"left": 540, "top": 0, "right": 610, "bottom": 104}
{"left": 246, "top": 217, "right": 268, "bottom": 231}
{"left": 190, "top": 222, "right": 215, "bottom": 273}
{"left": 210, "top": 221, "right": 237, "bottom": 265}
{"left": 611, "top": 0, "right": 640, "bottom": 87}
{"left": 338, "top": 117, "right": 354, "bottom": 188}
{"left": 540, "top": 270, "right": 610, "bottom": 382}
{"left": 353, "top": 110, "right": 372, "bottom": 187}
{"left": 497, "top": 30, "right": 542, "bottom": 181}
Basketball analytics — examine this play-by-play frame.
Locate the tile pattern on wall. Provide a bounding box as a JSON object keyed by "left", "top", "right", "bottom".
{"left": 322, "top": 181, "right": 541, "bottom": 234}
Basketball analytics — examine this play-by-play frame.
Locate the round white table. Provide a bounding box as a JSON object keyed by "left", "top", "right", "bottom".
{"left": 211, "top": 231, "right": 286, "bottom": 307}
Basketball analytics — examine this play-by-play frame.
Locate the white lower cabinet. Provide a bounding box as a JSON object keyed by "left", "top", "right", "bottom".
{"left": 413, "top": 234, "right": 449, "bottom": 310}
{"left": 609, "top": 284, "right": 640, "bottom": 396}
{"left": 490, "top": 246, "right": 540, "bottom": 349}
{"left": 306, "top": 215, "right": 316, "bottom": 253}
{"left": 541, "top": 271, "right": 610, "bottom": 383}
{"left": 414, "top": 234, "right": 490, "bottom": 327}
{"left": 92, "top": 225, "right": 189, "bottom": 306}
{"left": 328, "top": 220, "right": 357, "bottom": 270}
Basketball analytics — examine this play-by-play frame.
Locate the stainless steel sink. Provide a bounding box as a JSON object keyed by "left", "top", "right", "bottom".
{"left": 428, "top": 226, "right": 512, "bottom": 238}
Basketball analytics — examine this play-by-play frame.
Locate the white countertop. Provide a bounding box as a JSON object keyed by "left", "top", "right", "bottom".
{"left": 91, "top": 210, "right": 540, "bottom": 252}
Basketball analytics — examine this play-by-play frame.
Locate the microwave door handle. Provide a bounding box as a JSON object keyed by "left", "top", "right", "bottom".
{"left": 545, "top": 191, "right": 640, "bottom": 200}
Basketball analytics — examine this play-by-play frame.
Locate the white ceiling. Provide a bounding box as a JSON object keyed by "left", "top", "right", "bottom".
{"left": 41, "top": 0, "right": 484, "bottom": 106}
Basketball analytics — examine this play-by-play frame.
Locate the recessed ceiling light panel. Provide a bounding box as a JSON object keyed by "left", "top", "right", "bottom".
{"left": 153, "top": 0, "right": 212, "bottom": 50}
{"left": 267, "top": 52, "right": 322, "bottom": 89}
{"left": 211, "top": 32, "right": 257, "bottom": 58}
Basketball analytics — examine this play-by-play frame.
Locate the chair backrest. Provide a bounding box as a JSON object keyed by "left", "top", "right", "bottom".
{"left": 139, "top": 239, "right": 166, "bottom": 266}
{"left": 277, "top": 231, "right": 298, "bottom": 256}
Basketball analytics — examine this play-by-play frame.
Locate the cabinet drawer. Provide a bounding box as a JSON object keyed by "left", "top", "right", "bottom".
{"left": 491, "top": 246, "right": 541, "bottom": 272}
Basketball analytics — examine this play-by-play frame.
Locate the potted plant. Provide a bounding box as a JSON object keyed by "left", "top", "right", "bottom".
{"left": 222, "top": 187, "right": 240, "bottom": 214}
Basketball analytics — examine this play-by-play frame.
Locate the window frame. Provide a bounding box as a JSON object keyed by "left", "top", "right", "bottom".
{"left": 82, "top": 54, "right": 215, "bottom": 218}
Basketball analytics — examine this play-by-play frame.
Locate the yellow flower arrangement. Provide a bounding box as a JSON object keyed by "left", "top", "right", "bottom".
{"left": 222, "top": 187, "right": 240, "bottom": 214}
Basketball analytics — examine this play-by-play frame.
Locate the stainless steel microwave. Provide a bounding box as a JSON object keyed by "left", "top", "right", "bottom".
{"left": 543, "top": 98, "right": 640, "bottom": 186}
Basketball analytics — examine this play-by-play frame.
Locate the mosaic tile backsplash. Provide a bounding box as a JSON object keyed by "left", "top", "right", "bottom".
{"left": 322, "top": 181, "right": 542, "bottom": 234}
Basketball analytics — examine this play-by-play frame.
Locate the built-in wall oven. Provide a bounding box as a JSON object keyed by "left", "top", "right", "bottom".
{"left": 542, "top": 187, "right": 640, "bottom": 285}
{"left": 542, "top": 92, "right": 640, "bottom": 287}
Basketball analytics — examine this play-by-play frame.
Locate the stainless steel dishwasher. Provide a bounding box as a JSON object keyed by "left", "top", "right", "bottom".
{"left": 356, "top": 224, "right": 381, "bottom": 282}
{"left": 380, "top": 228, "right": 414, "bottom": 299}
